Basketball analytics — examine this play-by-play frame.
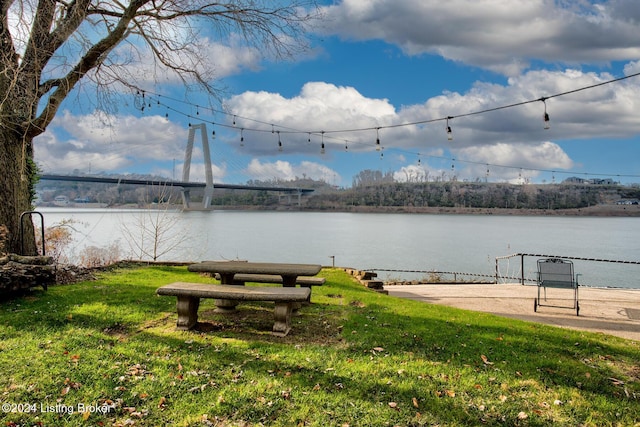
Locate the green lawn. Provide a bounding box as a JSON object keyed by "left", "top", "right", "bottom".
{"left": 1, "top": 265, "right": 638, "bottom": 426}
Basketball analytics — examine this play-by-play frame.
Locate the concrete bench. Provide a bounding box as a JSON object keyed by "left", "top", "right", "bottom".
{"left": 157, "top": 282, "right": 311, "bottom": 336}
{"left": 216, "top": 273, "right": 325, "bottom": 287}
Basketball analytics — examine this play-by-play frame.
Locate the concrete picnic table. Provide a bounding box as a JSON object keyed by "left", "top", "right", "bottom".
{"left": 187, "top": 261, "right": 323, "bottom": 311}
{"left": 187, "top": 261, "right": 322, "bottom": 287}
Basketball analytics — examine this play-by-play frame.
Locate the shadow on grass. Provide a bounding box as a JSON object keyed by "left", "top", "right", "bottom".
{"left": 1, "top": 266, "right": 638, "bottom": 425}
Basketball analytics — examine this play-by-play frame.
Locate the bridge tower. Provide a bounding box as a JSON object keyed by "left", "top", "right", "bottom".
{"left": 181, "top": 123, "right": 214, "bottom": 209}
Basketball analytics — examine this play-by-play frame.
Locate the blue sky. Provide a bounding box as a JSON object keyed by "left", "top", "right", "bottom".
{"left": 33, "top": 0, "right": 640, "bottom": 187}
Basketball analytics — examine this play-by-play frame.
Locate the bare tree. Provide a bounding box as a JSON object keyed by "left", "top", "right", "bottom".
{"left": 0, "top": 0, "right": 319, "bottom": 254}
{"left": 120, "top": 184, "right": 189, "bottom": 261}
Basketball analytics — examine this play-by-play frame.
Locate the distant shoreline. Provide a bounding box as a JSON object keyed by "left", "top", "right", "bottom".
{"left": 298, "top": 204, "right": 640, "bottom": 217}
{"left": 36, "top": 203, "right": 640, "bottom": 217}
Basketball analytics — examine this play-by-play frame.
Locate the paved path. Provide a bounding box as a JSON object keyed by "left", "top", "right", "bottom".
{"left": 385, "top": 284, "right": 640, "bottom": 341}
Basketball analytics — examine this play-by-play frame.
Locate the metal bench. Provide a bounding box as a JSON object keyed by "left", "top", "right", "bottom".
{"left": 157, "top": 282, "right": 311, "bottom": 336}
{"left": 534, "top": 258, "right": 581, "bottom": 316}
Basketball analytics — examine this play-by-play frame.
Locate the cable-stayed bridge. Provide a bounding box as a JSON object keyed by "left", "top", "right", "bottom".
{"left": 39, "top": 124, "right": 314, "bottom": 209}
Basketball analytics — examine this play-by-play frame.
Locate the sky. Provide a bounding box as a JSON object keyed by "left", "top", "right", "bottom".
{"left": 32, "top": 0, "right": 640, "bottom": 188}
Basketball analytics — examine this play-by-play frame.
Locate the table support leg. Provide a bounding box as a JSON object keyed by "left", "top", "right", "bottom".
{"left": 216, "top": 272, "right": 242, "bottom": 312}
{"left": 272, "top": 302, "right": 293, "bottom": 337}
{"left": 175, "top": 296, "right": 199, "bottom": 330}
{"left": 281, "top": 275, "right": 303, "bottom": 311}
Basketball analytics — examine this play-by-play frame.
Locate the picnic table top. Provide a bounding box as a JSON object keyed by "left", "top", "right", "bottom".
{"left": 188, "top": 261, "right": 322, "bottom": 277}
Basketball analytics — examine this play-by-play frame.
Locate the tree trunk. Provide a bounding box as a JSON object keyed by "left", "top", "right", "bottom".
{"left": 0, "top": 128, "right": 37, "bottom": 255}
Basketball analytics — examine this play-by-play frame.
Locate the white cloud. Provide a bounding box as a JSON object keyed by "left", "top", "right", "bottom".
{"left": 34, "top": 111, "right": 187, "bottom": 175}
{"left": 225, "top": 81, "right": 397, "bottom": 154}
{"left": 393, "top": 164, "right": 429, "bottom": 182}
{"left": 109, "top": 36, "right": 262, "bottom": 88}
{"left": 245, "top": 159, "right": 341, "bottom": 185}
{"left": 452, "top": 141, "right": 574, "bottom": 182}
{"left": 224, "top": 67, "right": 640, "bottom": 164}
{"left": 318, "top": 0, "right": 640, "bottom": 76}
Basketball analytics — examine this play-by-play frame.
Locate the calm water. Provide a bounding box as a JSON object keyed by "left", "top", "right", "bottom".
{"left": 37, "top": 208, "right": 640, "bottom": 288}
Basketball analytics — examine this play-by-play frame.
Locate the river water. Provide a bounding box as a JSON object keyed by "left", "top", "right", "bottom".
{"left": 37, "top": 208, "right": 640, "bottom": 288}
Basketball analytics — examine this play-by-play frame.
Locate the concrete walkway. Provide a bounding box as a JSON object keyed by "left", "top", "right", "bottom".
{"left": 385, "top": 284, "right": 640, "bottom": 341}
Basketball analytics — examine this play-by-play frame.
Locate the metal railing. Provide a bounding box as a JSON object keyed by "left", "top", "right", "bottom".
{"left": 495, "top": 253, "right": 640, "bottom": 285}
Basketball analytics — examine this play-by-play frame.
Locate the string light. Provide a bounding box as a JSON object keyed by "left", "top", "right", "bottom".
{"left": 321, "top": 131, "right": 325, "bottom": 155}
{"left": 277, "top": 131, "right": 282, "bottom": 152}
{"left": 240, "top": 128, "right": 244, "bottom": 146}
{"left": 541, "top": 98, "right": 550, "bottom": 129}
{"left": 135, "top": 71, "right": 640, "bottom": 181}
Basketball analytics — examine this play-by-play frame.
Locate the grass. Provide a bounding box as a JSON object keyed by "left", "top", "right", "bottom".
{"left": 0, "top": 265, "right": 639, "bottom": 426}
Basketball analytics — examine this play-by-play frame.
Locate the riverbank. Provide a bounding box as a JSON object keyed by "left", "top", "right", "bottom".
{"left": 206, "top": 203, "right": 640, "bottom": 216}
{"left": 51, "top": 203, "right": 638, "bottom": 217}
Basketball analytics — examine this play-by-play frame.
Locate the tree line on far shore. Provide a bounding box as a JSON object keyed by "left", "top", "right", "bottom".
{"left": 36, "top": 170, "right": 640, "bottom": 211}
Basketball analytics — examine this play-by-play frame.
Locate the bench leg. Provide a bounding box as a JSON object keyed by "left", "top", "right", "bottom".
{"left": 214, "top": 298, "right": 240, "bottom": 313}
{"left": 272, "top": 302, "right": 293, "bottom": 337}
{"left": 175, "top": 296, "right": 200, "bottom": 330}
{"left": 215, "top": 273, "right": 242, "bottom": 312}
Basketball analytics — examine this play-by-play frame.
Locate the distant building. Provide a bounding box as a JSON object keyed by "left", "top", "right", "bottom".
{"left": 616, "top": 199, "right": 639, "bottom": 205}
{"left": 563, "top": 177, "right": 617, "bottom": 185}
{"left": 53, "top": 195, "right": 69, "bottom": 206}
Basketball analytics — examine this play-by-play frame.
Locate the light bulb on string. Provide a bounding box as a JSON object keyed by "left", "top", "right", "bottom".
{"left": 446, "top": 117, "right": 453, "bottom": 141}
{"left": 375, "top": 128, "right": 381, "bottom": 151}
{"left": 345, "top": 140, "right": 349, "bottom": 151}
{"left": 240, "top": 128, "right": 244, "bottom": 147}
{"left": 541, "top": 98, "right": 550, "bottom": 129}
{"left": 320, "top": 131, "right": 325, "bottom": 155}
{"left": 277, "top": 131, "right": 282, "bottom": 152}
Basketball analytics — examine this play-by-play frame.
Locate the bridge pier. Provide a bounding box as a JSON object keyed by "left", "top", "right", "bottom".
{"left": 182, "top": 123, "right": 214, "bottom": 209}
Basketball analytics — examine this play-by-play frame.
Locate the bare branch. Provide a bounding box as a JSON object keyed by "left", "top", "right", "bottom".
{"left": 14, "top": 0, "right": 318, "bottom": 137}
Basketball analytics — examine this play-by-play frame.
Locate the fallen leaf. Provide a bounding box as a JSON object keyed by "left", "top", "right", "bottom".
{"left": 412, "top": 397, "right": 419, "bottom": 408}
{"left": 481, "top": 355, "right": 494, "bottom": 365}
{"left": 517, "top": 411, "right": 528, "bottom": 420}
{"left": 445, "top": 390, "right": 456, "bottom": 397}
{"left": 373, "top": 347, "right": 384, "bottom": 352}
{"left": 388, "top": 402, "right": 398, "bottom": 408}
{"left": 82, "top": 411, "right": 91, "bottom": 421}
{"left": 609, "top": 377, "right": 625, "bottom": 386}
{"left": 158, "top": 396, "right": 167, "bottom": 409}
